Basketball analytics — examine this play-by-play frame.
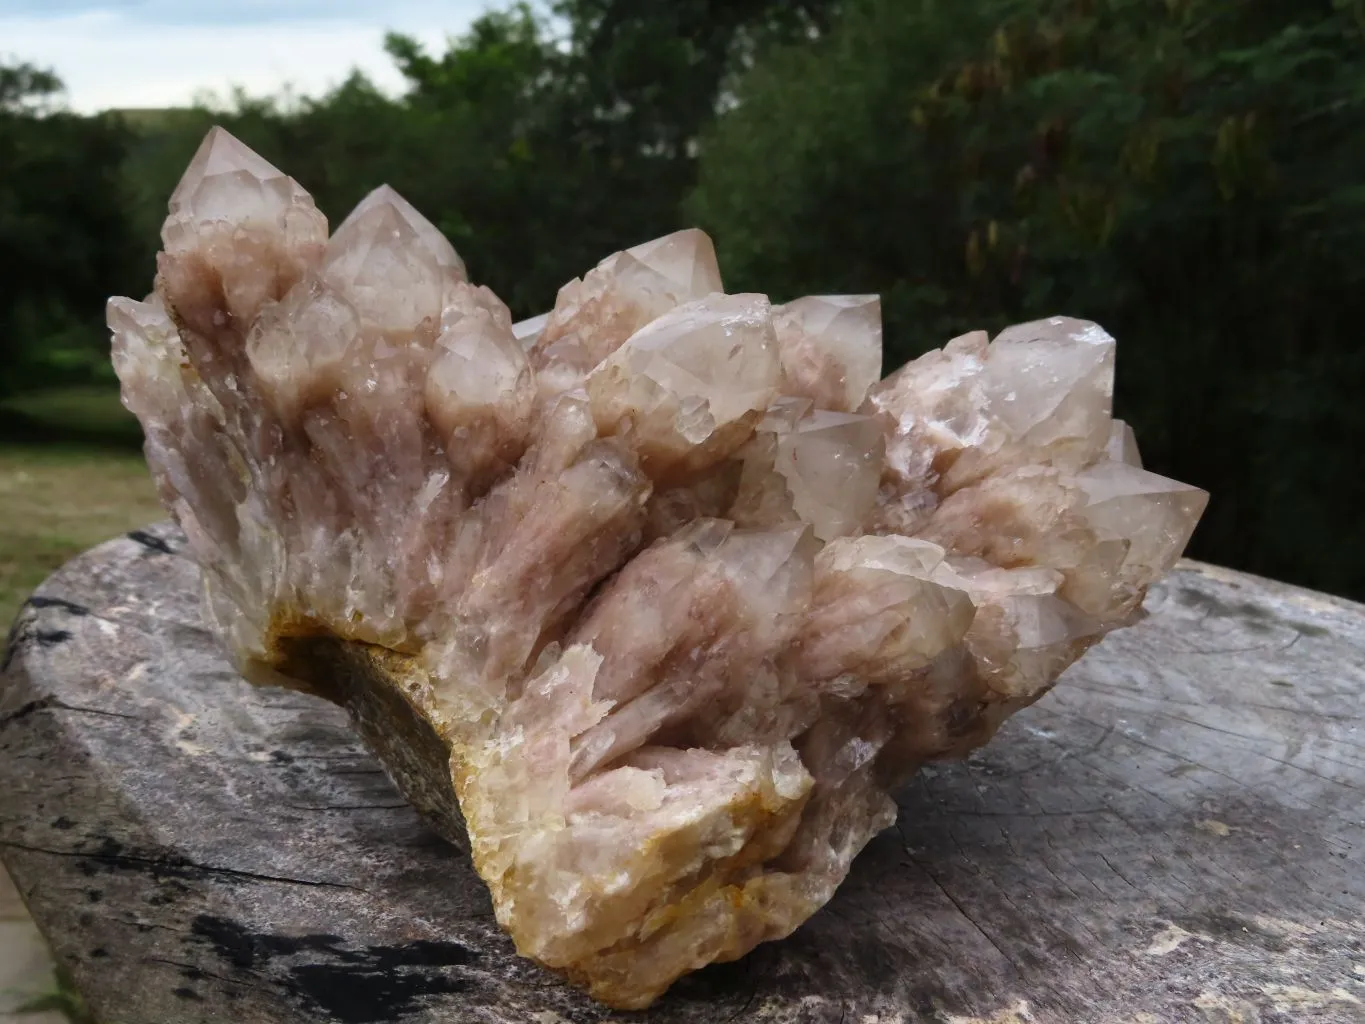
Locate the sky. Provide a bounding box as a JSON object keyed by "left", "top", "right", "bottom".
{"left": 0, "top": 0, "right": 493, "bottom": 113}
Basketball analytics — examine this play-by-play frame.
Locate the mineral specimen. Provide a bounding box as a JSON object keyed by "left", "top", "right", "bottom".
{"left": 109, "top": 127, "right": 1208, "bottom": 1009}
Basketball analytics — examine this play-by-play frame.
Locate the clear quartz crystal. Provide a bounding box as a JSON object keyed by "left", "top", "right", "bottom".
{"left": 585, "top": 292, "right": 781, "bottom": 478}
{"left": 1106, "top": 417, "right": 1143, "bottom": 467}
{"left": 511, "top": 311, "right": 549, "bottom": 349}
{"left": 110, "top": 127, "right": 1208, "bottom": 1011}
{"left": 772, "top": 294, "right": 883, "bottom": 412}
{"left": 530, "top": 227, "right": 724, "bottom": 388}
{"left": 731, "top": 408, "right": 884, "bottom": 542}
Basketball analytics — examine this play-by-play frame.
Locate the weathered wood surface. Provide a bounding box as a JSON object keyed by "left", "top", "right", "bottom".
{"left": 1, "top": 521, "right": 1362, "bottom": 1024}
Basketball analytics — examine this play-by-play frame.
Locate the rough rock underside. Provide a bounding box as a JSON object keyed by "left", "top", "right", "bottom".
{"left": 107, "top": 127, "right": 1208, "bottom": 1009}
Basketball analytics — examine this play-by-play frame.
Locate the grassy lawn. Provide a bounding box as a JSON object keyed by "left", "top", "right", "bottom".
{"left": 0, "top": 387, "right": 162, "bottom": 631}
{"left": 0, "top": 445, "right": 163, "bottom": 629}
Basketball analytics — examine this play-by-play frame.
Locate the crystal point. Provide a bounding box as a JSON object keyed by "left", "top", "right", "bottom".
{"left": 586, "top": 292, "right": 780, "bottom": 478}
{"left": 323, "top": 192, "right": 458, "bottom": 334}
{"left": 169, "top": 125, "right": 294, "bottom": 214}
{"left": 108, "top": 128, "right": 1206, "bottom": 1011}
{"left": 774, "top": 294, "right": 883, "bottom": 411}
{"left": 532, "top": 228, "right": 726, "bottom": 386}
{"left": 159, "top": 126, "right": 327, "bottom": 340}
{"left": 332, "top": 183, "right": 467, "bottom": 280}
{"left": 626, "top": 227, "right": 723, "bottom": 297}
{"left": 1076, "top": 460, "right": 1209, "bottom": 577}
{"left": 982, "top": 315, "right": 1116, "bottom": 462}
{"left": 512, "top": 312, "right": 549, "bottom": 349}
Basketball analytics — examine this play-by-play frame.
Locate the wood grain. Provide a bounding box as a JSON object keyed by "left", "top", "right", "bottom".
{"left": 2, "top": 522, "right": 1362, "bottom": 1023}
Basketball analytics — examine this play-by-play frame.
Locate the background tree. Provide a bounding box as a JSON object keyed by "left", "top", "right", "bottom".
{"left": 545, "top": 0, "right": 844, "bottom": 251}
{"left": 691, "top": 0, "right": 1365, "bottom": 595}
{"left": 115, "top": 1, "right": 846, "bottom": 316}
{"left": 0, "top": 63, "right": 136, "bottom": 396}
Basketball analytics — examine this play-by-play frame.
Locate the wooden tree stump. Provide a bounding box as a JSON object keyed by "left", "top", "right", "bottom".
{"left": 1, "top": 522, "right": 1362, "bottom": 1024}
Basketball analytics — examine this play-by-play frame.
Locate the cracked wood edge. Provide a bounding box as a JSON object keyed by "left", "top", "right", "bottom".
{"left": 0, "top": 523, "right": 1362, "bottom": 1024}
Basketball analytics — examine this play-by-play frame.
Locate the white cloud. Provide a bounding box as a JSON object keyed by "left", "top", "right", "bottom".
{"left": 0, "top": 3, "right": 491, "bottom": 112}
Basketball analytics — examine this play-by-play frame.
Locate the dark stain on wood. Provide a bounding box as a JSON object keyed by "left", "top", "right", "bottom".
{"left": 192, "top": 914, "right": 478, "bottom": 1022}
{"left": 126, "top": 528, "right": 177, "bottom": 555}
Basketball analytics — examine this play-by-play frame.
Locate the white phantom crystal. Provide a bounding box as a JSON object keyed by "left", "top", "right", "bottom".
{"left": 110, "top": 128, "right": 1208, "bottom": 1010}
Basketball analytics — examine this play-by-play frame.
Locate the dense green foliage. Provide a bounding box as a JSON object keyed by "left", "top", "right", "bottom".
{"left": 0, "top": 0, "right": 1360, "bottom": 598}
{"left": 0, "top": 63, "right": 140, "bottom": 393}
{"left": 693, "top": 0, "right": 1365, "bottom": 596}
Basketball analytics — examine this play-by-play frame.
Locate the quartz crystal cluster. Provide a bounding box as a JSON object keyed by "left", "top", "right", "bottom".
{"left": 109, "top": 127, "right": 1207, "bottom": 1008}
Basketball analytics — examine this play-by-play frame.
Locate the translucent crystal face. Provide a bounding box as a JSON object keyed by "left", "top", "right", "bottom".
{"left": 530, "top": 227, "right": 725, "bottom": 387}
{"left": 109, "top": 127, "right": 1208, "bottom": 1011}
{"left": 773, "top": 294, "right": 882, "bottom": 412}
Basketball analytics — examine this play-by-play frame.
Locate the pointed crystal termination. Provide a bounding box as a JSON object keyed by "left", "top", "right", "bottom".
{"left": 531, "top": 228, "right": 725, "bottom": 384}
{"left": 586, "top": 292, "right": 781, "bottom": 479}
{"left": 979, "top": 316, "right": 1116, "bottom": 470}
{"left": 160, "top": 126, "right": 327, "bottom": 338}
{"left": 324, "top": 184, "right": 468, "bottom": 335}
{"left": 926, "top": 558, "right": 1104, "bottom": 700}
{"left": 108, "top": 125, "right": 1208, "bottom": 1012}
{"left": 320, "top": 187, "right": 450, "bottom": 338}
{"left": 866, "top": 317, "right": 1119, "bottom": 534}
{"left": 732, "top": 408, "right": 884, "bottom": 542}
{"left": 798, "top": 535, "right": 974, "bottom": 686}
{"left": 1075, "top": 460, "right": 1209, "bottom": 578}
{"left": 333, "top": 184, "right": 467, "bottom": 278}
{"left": 773, "top": 294, "right": 883, "bottom": 412}
{"left": 424, "top": 302, "right": 536, "bottom": 491}
{"left": 174, "top": 128, "right": 262, "bottom": 188}
{"left": 244, "top": 277, "right": 364, "bottom": 418}
{"left": 511, "top": 312, "right": 549, "bottom": 349}
{"left": 628, "top": 228, "right": 725, "bottom": 297}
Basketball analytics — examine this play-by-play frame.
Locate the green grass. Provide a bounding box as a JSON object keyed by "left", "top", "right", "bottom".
{"left": 0, "top": 444, "right": 163, "bottom": 629}
{"left": 15, "top": 966, "right": 95, "bottom": 1024}
{"left": 0, "top": 387, "right": 162, "bottom": 630}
